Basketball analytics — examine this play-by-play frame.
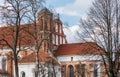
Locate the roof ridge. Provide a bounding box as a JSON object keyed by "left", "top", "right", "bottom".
{"left": 59, "top": 42, "right": 96, "bottom": 45}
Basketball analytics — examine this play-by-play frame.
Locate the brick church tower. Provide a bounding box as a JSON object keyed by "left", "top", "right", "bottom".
{"left": 37, "top": 8, "right": 67, "bottom": 52}
{"left": 0, "top": 8, "right": 67, "bottom": 77}
{"left": 38, "top": 8, "right": 53, "bottom": 52}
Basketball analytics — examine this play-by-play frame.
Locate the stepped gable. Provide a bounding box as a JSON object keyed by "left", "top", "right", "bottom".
{"left": 54, "top": 42, "right": 104, "bottom": 56}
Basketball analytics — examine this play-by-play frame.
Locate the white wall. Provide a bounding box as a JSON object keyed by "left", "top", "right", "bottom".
{"left": 54, "top": 65, "right": 61, "bottom": 77}
{"left": 18, "top": 63, "right": 61, "bottom": 77}
{"left": 19, "top": 63, "right": 35, "bottom": 77}
{"left": 57, "top": 55, "right": 102, "bottom": 62}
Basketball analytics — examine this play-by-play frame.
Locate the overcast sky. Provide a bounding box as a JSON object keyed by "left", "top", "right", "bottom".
{"left": 46, "top": 0, "right": 94, "bottom": 43}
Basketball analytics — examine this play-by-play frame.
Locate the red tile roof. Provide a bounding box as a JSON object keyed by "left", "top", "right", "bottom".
{"left": 18, "top": 51, "right": 51, "bottom": 63}
{"left": 18, "top": 51, "right": 59, "bottom": 64}
{"left": 54, "top": 42, "right": 104, "bottom": 56}
{"left": 0, "top": 24, "right": 35, "bottom": 48}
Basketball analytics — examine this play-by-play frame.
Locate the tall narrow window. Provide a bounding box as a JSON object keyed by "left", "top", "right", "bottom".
{"left": 21, "top": 71, "right": 25, "bottom": 77}
{"left": 60, "top": 37, "right": 62, "bottom": 44}
{"left": 56, "top": 35, "right": 58, "bottom": 45}
{"left": 94, "top": 64, "right": 98, "bottom": 77}
{"left": 63, "top": 38, "right": 66, "bottom": 44}
{"left": 44, "top": 19, "right": 48, "bottom": 31}
{"left": 52, "top": 34, "right": 55, "bottom": 44}
{"left": 56, "top": 23, "right": 58, "bottom": 32}
{"left": 40, "top": 17, "right": 43, "bottom": 30}
{"left": 60, "top": 25, "right": 62, "bottom": 33}
{"left": 69, "top": 65, "right": 74, "bottom": 77}
{"left": 2, "top": 57, "right": 6, "bottom": 70}
{"left": 81, "top": 64, "right": 86, "bottom": 77}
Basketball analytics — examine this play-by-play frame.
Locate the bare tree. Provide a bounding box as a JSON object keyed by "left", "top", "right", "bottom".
{"left": 0, "top": 0, "right": 30, "bottom": 77}
{"left": 75, "top": 63, "right": 86, "bottom": 77}
{"left": 78, "top": 0, "right": 120, "bottom": 77}
{"left": 22, "top": 0, "right": 55, "bottom": 77}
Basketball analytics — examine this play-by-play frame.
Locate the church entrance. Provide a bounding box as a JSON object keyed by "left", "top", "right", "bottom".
{"left": 69, "top": 65, "right": 74, "bottom": 77}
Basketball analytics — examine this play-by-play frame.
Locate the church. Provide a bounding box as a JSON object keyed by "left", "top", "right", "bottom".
{"left": 0, "top": 8, "right": 106, "bottom": 77}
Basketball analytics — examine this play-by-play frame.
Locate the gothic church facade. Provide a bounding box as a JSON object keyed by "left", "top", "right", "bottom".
{"left": 0, "top": 8, "right": 108, "bottom": 77}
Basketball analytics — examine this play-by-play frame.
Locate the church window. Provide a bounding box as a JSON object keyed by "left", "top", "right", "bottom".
{"left": 81, "top": 64, "right": 86, "bottom": 77}
{"left": 56, "top": 35, "right": 58, "bottom": 45}
{"left": 60, "top": 37, "right": 62, "bottom": 44}
{"left": 41, "top": 17, "right": 44, "bottom": 30}
{"left": 60, "top": 25, "right": 62, "bottom": 33}
{"left": 69, "top": 65, "right": 74, "bottom": 77}
{"left": 44, "top": 19, "right": 48, "bottom": 30}
{"left": 2, "top": 57, "right": 6, "bottom": 70}
{"left": 52, "top": 34, "right": 55, "bottom": 44}
{"left": 94, "top": 64, "right": 98, "bottom": 77}
{"left": 56, "top": 23, "right": 58, "bottom": 32}
{"left": 40, "top": 17, "right": 43, "bottom": 27}
{"left": 21, "top": 71, "right": 25, "bottom": 77}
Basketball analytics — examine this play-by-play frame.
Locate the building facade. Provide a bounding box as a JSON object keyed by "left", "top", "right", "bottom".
{"left": 0, "top": 8, "right": 115, "bottom": 77}
{"left": 0, "top": 8, "right": 67, "bottom": 77}
{"left": 55, "top": 43, "right": 105, "bottom": 77}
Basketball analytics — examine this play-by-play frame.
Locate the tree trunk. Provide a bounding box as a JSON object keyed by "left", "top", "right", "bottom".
{"left": 14, "top": 53, "right": 19, "bottom": 77}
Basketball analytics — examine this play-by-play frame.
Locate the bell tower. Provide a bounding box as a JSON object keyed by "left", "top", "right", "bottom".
{"left": 38, "top": 8, "right": 53, "bottom": 52}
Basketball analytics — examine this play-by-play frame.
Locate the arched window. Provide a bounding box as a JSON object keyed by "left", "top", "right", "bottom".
{"left": 21, "top": 71, "right": 25, "bottom": 77}
{"left": 69, "top": 65, "right": 74, "bottom": 77}
{"left": 81, "top": 64, "right": 86, "bottom": 77}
